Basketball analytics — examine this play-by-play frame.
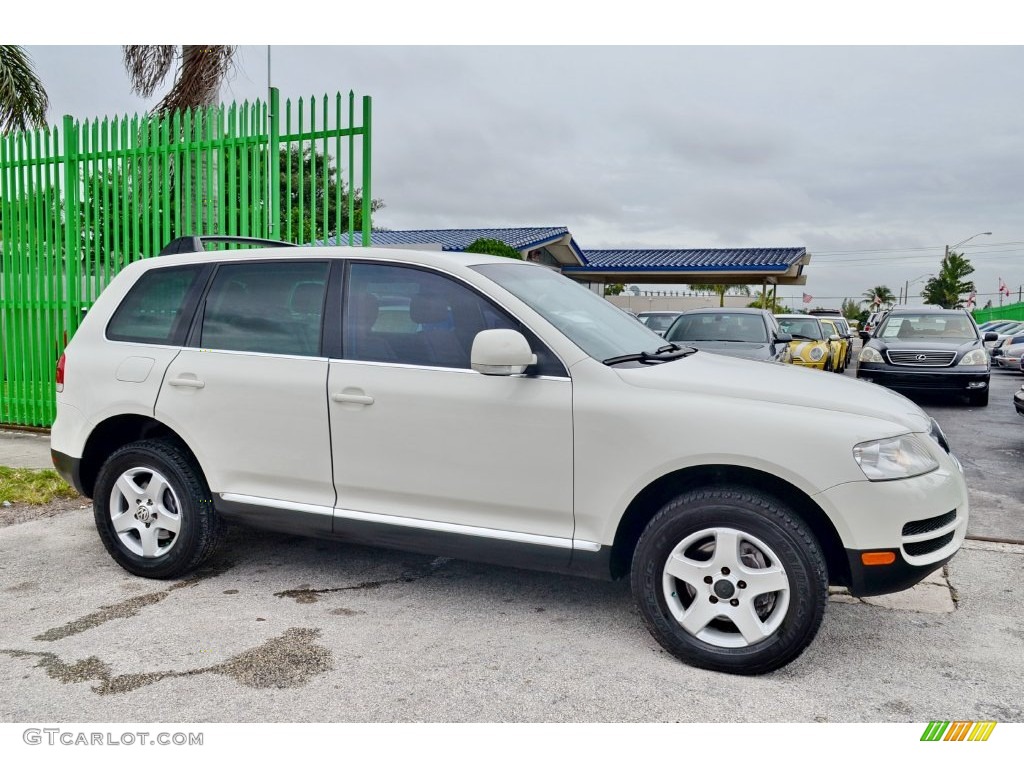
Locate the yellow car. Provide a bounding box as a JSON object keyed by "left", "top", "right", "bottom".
{"left": 775, "top": 315, "right": 836, "bottom": 371}
{"left": 818, "top": 317, "right": 849, "bottom": 373}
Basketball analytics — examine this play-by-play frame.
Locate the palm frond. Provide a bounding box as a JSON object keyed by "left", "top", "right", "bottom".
{"left": 122, "top": 45, "right": 177, "bottom": 98}
{"left": 0, "top": 45, "right": 50, "bottom": 132}
{"left": 153, "top": 45, "right": 236, "bottom": 114}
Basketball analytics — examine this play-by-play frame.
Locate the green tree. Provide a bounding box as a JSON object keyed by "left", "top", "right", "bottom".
{"left": 0, "top": 45, "right": 49, "bottom": 132}
{"left": 922, "top": 251, "right": 975, "bottom": 309}
{"left": 464, "top": 238, "right": 522, "bottom": 260}
{"left": 604, "top": 283, "right": 625, "bottom": 296}
{"left": 841, "top": 298, "right": 862, "bottom": 320}
{"left": 746, "top": 292, "right": 789, "bottom": 313}
{"left": 861, "top": 285, "right": 895, "bottom": 309}
{"left": 689, "top": 283, "right": 751, "bottom": 307}
{"left": 277, "top": 146, "right": 382, "bottom": 242}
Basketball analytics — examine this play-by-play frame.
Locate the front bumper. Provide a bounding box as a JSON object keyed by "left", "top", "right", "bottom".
{"left": 856, "top": 363, "right": 989, "bottom": 394}
{"left": 844, "top": 545, "right": 957, "bottom": 596}
{"left": 814, "top": 451, "right": 968, "bottom": 596}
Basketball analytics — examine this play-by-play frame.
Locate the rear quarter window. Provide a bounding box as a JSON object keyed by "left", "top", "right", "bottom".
{"left": 106, "top": 265, "right": 206, "bottom": 345}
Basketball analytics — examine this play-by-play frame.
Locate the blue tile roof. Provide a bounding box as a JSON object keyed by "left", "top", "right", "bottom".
{"left": 573, "top": 247, "right": 806, "bottom": 272}
{"left": 318, "top": 228, "right": 804, "bottom": 275}
{"left": 321, "top": 227, "right": 577, "bottom": 253}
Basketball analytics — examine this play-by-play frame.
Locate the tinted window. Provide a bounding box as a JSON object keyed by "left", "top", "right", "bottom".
{"left": 199, "top": 261, "right": 329, "bottom": 356}
{"left": 107, "top": 265, "right": 204, "bottom": 345}
{"left": 344, "top": 263, "right": 563, "bottom": 374}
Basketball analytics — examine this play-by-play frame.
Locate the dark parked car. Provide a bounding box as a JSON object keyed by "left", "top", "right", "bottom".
{"left": 663, "top": 308, "right": 792, "bottom": 362}
{"left": 1015, "top": 384, "right": 1024, "bottom": 417}
{"left": 636, "top": 311, "right": 683, "bottom": 337}
{"left": 856, "top": 308, "right": 997, "bottom": 406}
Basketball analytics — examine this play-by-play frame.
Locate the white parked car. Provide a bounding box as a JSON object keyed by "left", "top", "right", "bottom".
{"left": 52, "top": 239, "right": 969, "bottom": 675}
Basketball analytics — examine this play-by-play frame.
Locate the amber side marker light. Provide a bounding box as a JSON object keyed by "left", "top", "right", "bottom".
{"left": 862, "top": 552, "right": 897, "bottom": 566}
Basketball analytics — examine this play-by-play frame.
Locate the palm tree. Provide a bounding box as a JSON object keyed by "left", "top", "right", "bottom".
{"left": 861, "top": 285, "right": 895, "bottom": 309}
{"left": 122, "top": 46, "right": 236, "bottom": 113}
{"left": 123, "top": 46, "right": 237, "bottom": 235}
{"left": 0, "top": 45, "right": 49, "bottom": 132}
{"left": 689, "top": 283, "right": 752, "bottom": 307}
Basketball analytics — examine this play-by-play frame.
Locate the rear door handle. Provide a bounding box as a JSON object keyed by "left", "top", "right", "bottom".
{"left": 168, "top": 376, "right": 205, "bottom": 389}
{"left": 331, "top": 392, "right": 374, "bottom": 405}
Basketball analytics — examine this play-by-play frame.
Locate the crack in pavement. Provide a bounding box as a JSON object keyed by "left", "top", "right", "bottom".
{"left": 274, "top": 557, "right": 453, "bottom": 604}
{"left": 32, "top": 559, "right": 235, "bottom": 642}
{"left": 3, "top": 627, "right": 332, "bottom": 695}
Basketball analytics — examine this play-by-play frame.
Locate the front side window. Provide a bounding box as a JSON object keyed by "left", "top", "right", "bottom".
{"left": 199, "top": 261, "right": 329, "bottom": 356}
{"left": 344, "top": 263, "right": 525, "bottom": 370}
{"left": 107, "top": 265, "right": 205, "bottom": 345}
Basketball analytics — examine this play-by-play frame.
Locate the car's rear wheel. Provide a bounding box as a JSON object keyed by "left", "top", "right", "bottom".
{"left": 93, "top": 439, "right": 225, "bottom": 579}
{"left": 631, "top": 486, "right": 827, "bottom": 675}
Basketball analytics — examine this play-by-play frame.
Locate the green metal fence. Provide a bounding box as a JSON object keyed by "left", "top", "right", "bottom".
{"left": 0, "top": 88, "right": 372, "bottom": 427}
{"left": 973, "top": 302, "right": 1024, "bottom": 324}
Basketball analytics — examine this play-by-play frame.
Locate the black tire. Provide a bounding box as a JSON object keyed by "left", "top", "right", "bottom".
{"left": 968, "top": 389, "right": 989, "bottom": 407}
{"left": 630, "top": 486, "right": 827, "bottom": 675}
{"left": 93, "top": 439, "right": 225, "bottom": 579}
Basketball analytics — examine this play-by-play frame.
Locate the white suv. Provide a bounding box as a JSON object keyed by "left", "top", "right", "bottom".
{"left": 51, "top": 240, "right": 969, "bottom": 675}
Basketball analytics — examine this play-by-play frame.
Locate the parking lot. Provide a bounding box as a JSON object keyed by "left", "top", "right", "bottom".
{"left": 1, "top": 354, "right": 1022, "bottom": 723}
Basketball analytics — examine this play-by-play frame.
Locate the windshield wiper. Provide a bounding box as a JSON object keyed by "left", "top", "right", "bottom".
{"left": 788, "top": 334, "right": 819, "bottom": 341}
{"left": 602, "top": 343, "right": 697, "bottom": 366}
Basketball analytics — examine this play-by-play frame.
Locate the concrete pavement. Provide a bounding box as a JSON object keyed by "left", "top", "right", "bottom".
{"left": 0, "top": 429, "right": 52, "bottom": 470}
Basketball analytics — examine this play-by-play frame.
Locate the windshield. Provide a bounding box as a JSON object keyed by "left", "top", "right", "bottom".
{"left": 776, "top": 317, "right": 824, "bottom": 340}
{"left": 878, "top": 314, "right": 979, "bottom": 341}
{"left": 473, "top": 263, "right": 666, "bottom": 360}
{"left": 665, "top": 313, "right": 769, "bottom": 343}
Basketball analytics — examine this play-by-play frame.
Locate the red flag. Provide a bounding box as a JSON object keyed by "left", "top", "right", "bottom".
{"left": 966, "top": 291, "right": 976, "bottom": 310}
{"left": 802, "top": 293, "right": 812, "bottom": 304}
{"left": 872, "top": 294, "right": 882, "bottom": 306}
{"left": 999, "top": 277, "right": 1011, "bottom": 297}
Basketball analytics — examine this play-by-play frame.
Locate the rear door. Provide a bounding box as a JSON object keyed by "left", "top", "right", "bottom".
{"left": 155, "top": 260, "right": 335, "bottom": 511}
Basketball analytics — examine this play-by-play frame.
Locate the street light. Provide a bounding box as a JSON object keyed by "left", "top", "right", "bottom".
{"left": 945, "top": 231, "right": 991, "bottom": 258}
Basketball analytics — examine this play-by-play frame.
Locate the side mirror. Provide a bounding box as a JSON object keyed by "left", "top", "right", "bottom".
{"left": 775, "top": 332, "right": 793, "bottom": 344}
{"left": 984, "top": 332, "right": 998, "bottom": 342}
{"left": 471, "top": 329, "right": 537, "bottom": 375}
{"left": 829, "top": 333, "right": 841, "bottom": 342}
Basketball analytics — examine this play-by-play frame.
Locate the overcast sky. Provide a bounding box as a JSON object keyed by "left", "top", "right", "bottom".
{"left": 24, "top": 44, "right": 1024, "bottom": 309}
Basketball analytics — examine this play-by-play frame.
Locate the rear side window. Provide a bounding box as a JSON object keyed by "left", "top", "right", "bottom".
{"left": 199, "top": 261, "right": 329, "bottom": 356}
{"left": 107, "top": 265, "right": 205, "bottom": 345}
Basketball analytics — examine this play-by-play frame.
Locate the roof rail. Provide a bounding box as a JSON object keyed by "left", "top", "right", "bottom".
{"left": 158, "top": 235, "right": 299, "bottom": 256}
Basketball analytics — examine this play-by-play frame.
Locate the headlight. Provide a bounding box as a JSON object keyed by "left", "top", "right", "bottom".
{"left": 853, "top": 435, "right": 939, "bottom": 481}
{"left": 958, "top": 349, "right": 989, "bottom": 366}
{"left": 809, "top": 347, "right": 824, "bottom": 361}
{"left": 859, "top": 346, "right": 884, "bottom": 363}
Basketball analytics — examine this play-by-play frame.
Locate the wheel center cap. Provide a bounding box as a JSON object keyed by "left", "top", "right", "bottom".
{"left": 713, "top": 579, "right": 736, "bottom": 599}
{"left": 136, "top": 506, "right": 152, "bottom": 522}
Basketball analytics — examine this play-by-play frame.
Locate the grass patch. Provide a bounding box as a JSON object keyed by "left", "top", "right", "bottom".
{"left": 0, "top": 466, "right": 79, "bottom": 505}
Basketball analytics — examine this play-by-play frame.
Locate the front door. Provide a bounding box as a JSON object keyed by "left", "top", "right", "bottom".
{"left": 327, "top": 262, "right": 574, "bottom": 541}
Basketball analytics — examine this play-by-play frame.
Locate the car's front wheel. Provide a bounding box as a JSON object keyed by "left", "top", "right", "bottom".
{"left": 631, "top": 486, "right": 827, "bottom": 675}
{"left": 93, "top": 439, "right": 225, "bottom": 579}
